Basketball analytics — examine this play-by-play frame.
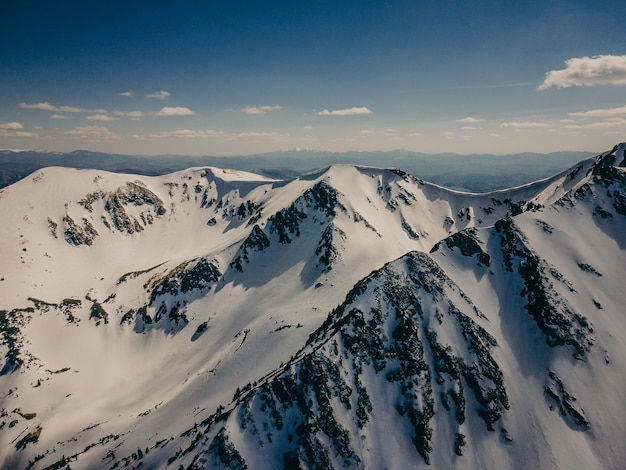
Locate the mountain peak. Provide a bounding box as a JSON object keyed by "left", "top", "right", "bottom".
{"left": 1, "top": 146, "right": 625, "bottom": 469}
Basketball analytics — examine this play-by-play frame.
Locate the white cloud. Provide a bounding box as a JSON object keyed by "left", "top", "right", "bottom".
{"left": 538, "top": 55, "right": 626, "bottom": 90}
{"left": 112, "top": 110, "right": 145, "bottom": 118}
{"left": 86, "top": 114, "right": 119, "bottom": 122}
{"left": 303, "top": 125, "right": 313, "bottom": 130}
{"left": 461, "top": 126, "right": 480, "bottom": 131}
{"left": 135, "top": 129, "right": 285, "bottom": 141}
{"left": 317, "top": 107, "right": 373, "bottom": 116}
{"left": 63, "top": 125, "right": 119, "bottom": 140}
{"left": 568, "top": 104, "right": 626, "bottom": 117}
{"left": 19, "top": 102, "right": 100, "bottom": 113}
{"left": 0, "top": 122, "right": 37, "bottom": 137}
{"left": 18, "top": 102, "right": 58, "bottom": 111}
{"left": 0, "top": 130, "right": 38, "bottom": 138}
{"left": 0, "top": 122, "right": 24, "bottom": 130}
{"left": 0, "top": 122, "right": 38, "bottom": 137}
{"left": 456, "top": 116, "right": 485, "bottom": 123}
{"left": 119, "top": 91, "right": 133, "bottom": 97}
{"left": 155, "top": 106, "right": 194, "bottom": 116}
{"left": 146, "top": 90, "right": 171, "bottom": 99}
{"left": 360, "top": 129, "right": 375, "bottom": 135}
{"left": 499, "top": 121, "right": 551, "bottom": 129}
{"left": 234, "top": 132, "right": 283, "bottom": 139}
{"left": 50, "top": 114, "right": 73, "bottom": 120}
{"left": 59, "top": 105, "right": 91, "bottom": 113}
{"left": 137, "top": 129, "right": 225, "bottom": 139}
{"left": 241, "top": 105, "right": 284, "bottom": 115}
{"left": 564, "top": 118, "right": 626, "bottom": 129}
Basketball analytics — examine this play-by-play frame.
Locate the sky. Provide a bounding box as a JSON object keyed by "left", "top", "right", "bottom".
{"left": 1, "top": 0, "right": 625, "bottom": 156}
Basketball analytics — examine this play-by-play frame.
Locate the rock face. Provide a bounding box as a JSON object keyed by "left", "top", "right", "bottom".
{"left": 0, "top": 145, "right": 625, "bottom": 469}
{"left": 68, "top": 181, "right": 168, "bottom": 243}
{"left": 190, "top": 252, "right": 509, "bottom": 469}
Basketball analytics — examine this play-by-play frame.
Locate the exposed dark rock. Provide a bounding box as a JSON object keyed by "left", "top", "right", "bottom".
{"left": 544, "top": 371, "right": 589, "bottom": 429}
{"left": 149, "top": 258, "right": 221, "bottom": 304}
{"left": 495, "top": 218, "right": 593, "bottom": 358}
{"left": 175, "top": 252, "right": 509, "bottom": 467}
{"left": 63, "top": 215, "right": 98, "bottom": 246}
{"left": 230, "top": 225, "right": 271, "bottom": 271}
{"left": 431, "top": 228, "right": 490, "bottom": 267}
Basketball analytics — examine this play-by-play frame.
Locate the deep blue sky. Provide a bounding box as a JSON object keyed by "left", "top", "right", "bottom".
{"left": 1, "top": 1, "right": 625, "bottom": 155}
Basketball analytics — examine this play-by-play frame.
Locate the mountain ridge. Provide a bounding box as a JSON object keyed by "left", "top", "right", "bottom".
{"left": 0, "top": 143, "right": 624, "bottom": 469}
{"left": 0, "top": 148, "right": 598, "bottom": 192}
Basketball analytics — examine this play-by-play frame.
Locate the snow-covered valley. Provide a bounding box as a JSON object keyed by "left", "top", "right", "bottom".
{"left": 0, "top": 144, "right": 625, "bottom": 469}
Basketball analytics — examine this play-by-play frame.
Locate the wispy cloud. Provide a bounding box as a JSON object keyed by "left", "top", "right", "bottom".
{"left": 461, "top": 126, "right": 480, "bottom": 131}
{"left": 443, "top": 131, "right": 473, "bottom": 141}
{"left": 303, "top": 125, "right": 313, "bottom": 130}
{"left": 50, "top": 114, "right": 73, "bottom": 120}
{"left": 360, "top": 129, "right": 375, "bottom": 135}
{"left": 135, "top": 129, "right": 285, "bottom": 141}
{"left": 63, "top": 125, "right": 119, "bottom": 141}
{"left": 241, "top": 105, "right": 284, "bottom": 115}
{"left": 119, "top": 91, "right": 133, "bottom": 97}
{"left": 499, "top": 121, "right": 551, "bottom": 129}
{"left": 317, "top": 107, "right": 373, "bottom": 116}
{"left": 112, "top": 110, "right": 145, "bottom": 118}
{"left": 538, "top": 55, "right": 626, "bottom": 90}
{"left": 235, "top": 132, "right": 283, "bottom": 139}
{"left": 569, "top": 104, "right": 626, "bottom": 117}
{"left": 19, "top": 102, "right": 103, "bottom": 113}
{"left": 86, "top": 114, "right": 119, "bottom": 122}
{"left": 154, "top": 106, "right": 194, "bottom": 116}
{"left": 59, "top": 105, "right": 93, "bottom": 113}
{"left": 136, "top": 129, "right": 226, "bottom": 139}
{"left": 564, "top": 118, "right": 626, "bottom": 129}
{"left": 146, "top": 90, "right": 171, "bottom": 99}
{"left": 456, "top": 116, "right": 485, "bottom": 123}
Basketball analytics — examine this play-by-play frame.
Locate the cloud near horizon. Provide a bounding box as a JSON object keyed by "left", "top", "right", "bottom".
{"left": 564, "top": 118, "right": 626, "bottom": 130}
{"left": 135, "top": 129, "right": 284, "bottom": 140}
{"left": 63, "top": 125, "right": 119, "bottom": 140}
{"left": 0, "top": 121, "right": 38, "bottom": 137}
{"left": 317, "top": 107, "right": 373, "bottom": 116}
{"left": 569, "top": 104, "right": 626, "bottom": 117}
{"left": 538, "top": 55, "right": 626, "bottom": 90}
{"left": 500, "top": 121, "right": 551, "bottom": 129}
{"left": 241, "top": 105, "right": 284, "bottom": 115}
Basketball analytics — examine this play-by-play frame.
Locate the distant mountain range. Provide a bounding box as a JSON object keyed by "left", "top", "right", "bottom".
{"left": 0, "top": 148, "right": 596, "bottom": 192}
{"left": 0, "top": 144, "right": 624, "bottom": 469}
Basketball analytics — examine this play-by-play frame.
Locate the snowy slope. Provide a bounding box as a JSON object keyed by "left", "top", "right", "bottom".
{"left": 0, "top": 144, "right": 624, "bottom": 469}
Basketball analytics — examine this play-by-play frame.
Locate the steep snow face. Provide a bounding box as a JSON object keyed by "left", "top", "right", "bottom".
{"left": 174, "top": 252, "right": 511, "bottom": 469}
{"left": 0, "top": 146, "right": 625, "bottom": 469}
{"left": 427, "top": 147, "right": 626, "bottom": 469}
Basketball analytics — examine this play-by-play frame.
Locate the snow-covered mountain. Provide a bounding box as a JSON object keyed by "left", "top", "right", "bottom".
{"left": 0, "top": 144, "right": 624, "bottom": 469}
